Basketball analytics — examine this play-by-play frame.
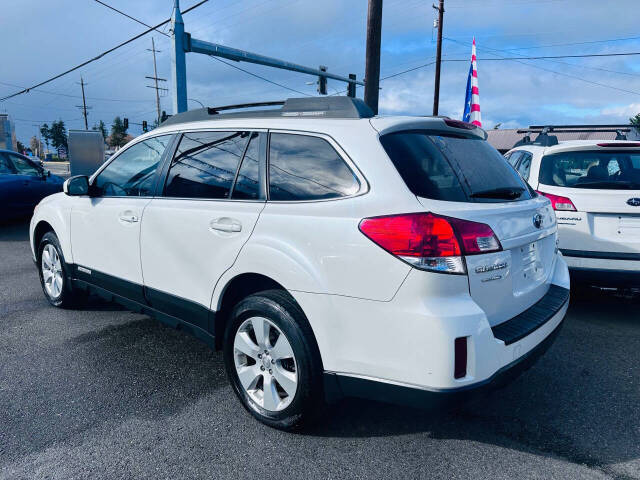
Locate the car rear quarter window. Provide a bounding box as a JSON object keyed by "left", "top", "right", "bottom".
{"left": 165, "top": 131, "right": 250, "bottom": 199}
{"left": 380, "top": 131, "right": 532, "bottom": 202}
{"left": 268, "top": 133, "right": 359, "bottom": 201}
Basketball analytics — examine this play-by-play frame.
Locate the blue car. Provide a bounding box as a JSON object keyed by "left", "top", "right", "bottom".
{"left": 0, "top": 149, "right": 65, "bottom": 221}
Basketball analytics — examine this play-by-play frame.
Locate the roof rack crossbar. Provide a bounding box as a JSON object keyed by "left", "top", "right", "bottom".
{"left": 160, "top": 96, "right": 375, "bottom": 126}
{"left": 207, "top": 101, "right": 285, "bottom": 115}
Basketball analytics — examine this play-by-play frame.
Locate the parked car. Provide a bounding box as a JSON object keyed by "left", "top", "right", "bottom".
{"left": 506, "top": 135, "right": 640, "bottom": 287}
{"left": 0, "top": 149, "right": 64, "bottom": 221}
{"left": 30, "top": 97, "right": 569, "bottom": 430}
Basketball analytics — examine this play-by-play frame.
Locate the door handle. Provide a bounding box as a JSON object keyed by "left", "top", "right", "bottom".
{"left": 119, "top": 212, "right": 139, "bottom": 223}
{"left": 209, "top": 218, "right": 242, "bottom": 233}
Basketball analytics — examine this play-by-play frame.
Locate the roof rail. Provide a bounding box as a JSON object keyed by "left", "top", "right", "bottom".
{"left": 160, "top": 96, "right": 375, "bottom": 127}
{"left": 512, "top": 124, "right": 640, "bottom": 148}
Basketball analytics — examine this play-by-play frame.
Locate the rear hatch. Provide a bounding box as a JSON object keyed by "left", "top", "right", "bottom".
{"left": 536, "top": 147, "right": 640, "bottom": 251}
{"left": 378, "top": 124, "right": 558, "bottom": 326}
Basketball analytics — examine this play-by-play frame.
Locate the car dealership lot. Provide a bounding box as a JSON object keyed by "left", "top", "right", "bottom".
{"left": 1, "top": 219, "right": 639, "bottom": 480}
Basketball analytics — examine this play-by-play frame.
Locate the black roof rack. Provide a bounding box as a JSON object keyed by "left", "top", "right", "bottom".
{"left": 161, "top": 96, "right": 375, "bottom": 126}
{"left": 513, "top": 124, "right": 640, "bottom": 148}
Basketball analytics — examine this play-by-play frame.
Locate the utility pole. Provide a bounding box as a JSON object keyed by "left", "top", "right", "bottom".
{"left": 171, "top": 0, "right": 188, "bottom": 114}
{"left": 432, "top": 0, "right": 444, "bottom": 116}
{"left": 77, "top": 77, "right": 91, "bottom": 130}
{"left": 364, "top": 0, "right": 383, "bottom": 115}
{"left": 146, "top": 37, "right": 168, "bottom": 125}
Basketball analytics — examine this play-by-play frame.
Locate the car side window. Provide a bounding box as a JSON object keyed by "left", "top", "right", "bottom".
{"left": 164, "top": 131, "right": 250, "bottom": 199}
{"left": 94, "top": 135, "right": 171, "bottom": 197}
{"left": 0, "top": 153, "right": 16, "bottom": 174}
{"left": 231, "top": 132, "right": 261, "bottom": 200}
{"left": 506, "top": 151, "right": 522, "bottom": 167}
{"left": 268, "top": 133, "right": 359, "bottom": 201}
{"left": 517, "top": 152, "right": 532, "bottom": 180}
{"left": 8, "top": 154, "right": 41, "bottom": 177}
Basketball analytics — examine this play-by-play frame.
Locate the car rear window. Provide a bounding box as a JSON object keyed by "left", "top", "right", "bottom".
{"left": 380, "top": 131, "right": 532, "bottom": 202}
{"left": 540, "top": 150, "right": 640, "bottom": 189}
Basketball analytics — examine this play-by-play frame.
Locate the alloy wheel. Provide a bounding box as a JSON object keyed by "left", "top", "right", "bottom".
{"left": 233, "top": 316, "right": 298, "bottom": 412}
{"left": 41, "top": 244, "right": 63, "bottom": 299}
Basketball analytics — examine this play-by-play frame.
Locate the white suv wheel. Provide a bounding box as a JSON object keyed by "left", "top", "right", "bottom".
{"left": 233, "top": 316, "right": 298, "bottom": 412}
{"left": 41, "top": 243, "right": 63, "bottom": 299}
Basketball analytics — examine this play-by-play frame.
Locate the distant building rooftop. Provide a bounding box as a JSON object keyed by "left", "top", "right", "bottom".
{"left": 485, "top": 128, "right": 637, "bottom": 152}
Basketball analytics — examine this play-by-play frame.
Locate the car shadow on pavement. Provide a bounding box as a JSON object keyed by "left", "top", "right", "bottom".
{"left": 310, "top": 289, "right": 640, "bottom": 472}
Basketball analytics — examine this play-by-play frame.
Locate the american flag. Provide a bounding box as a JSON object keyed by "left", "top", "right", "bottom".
{"left": 463, "top": 38, "right": 482, "bottom": 127}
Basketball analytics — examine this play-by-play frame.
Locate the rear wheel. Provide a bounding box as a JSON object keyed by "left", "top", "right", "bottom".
{"left": 223, "top": 289, "right": 324, "bottom": 430}
{"left": 38, "top": 232, "right": 83, "bottom": 308}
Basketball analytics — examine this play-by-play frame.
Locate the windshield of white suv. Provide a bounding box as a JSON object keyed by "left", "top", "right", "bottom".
{"left": 380, "top": 131, "right": 532, "bottom": 202}
{"left": 539, "top": 150, "right": 640, "bottom": 189}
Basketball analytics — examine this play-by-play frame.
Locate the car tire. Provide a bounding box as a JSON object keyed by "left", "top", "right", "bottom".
{"left": 37, "top": 231, "right": 83, "bottom": 308}
{"left": 223, "top": 289, "right": 324, "bottom": 431}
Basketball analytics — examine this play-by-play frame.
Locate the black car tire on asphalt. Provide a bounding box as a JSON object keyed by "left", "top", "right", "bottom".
{"left": 37, "top": 231, "right": 84, "bottom": 308}
{"left": 223, "top": 289, "right": 325, "bottom": 431}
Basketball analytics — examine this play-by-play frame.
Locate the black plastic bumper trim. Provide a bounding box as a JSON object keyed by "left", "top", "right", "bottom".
{"left": 491, "top": 284, "right": 569, "bottom": 346}
{"left": 561, "top": 249, "right": 640, "bottom": 261}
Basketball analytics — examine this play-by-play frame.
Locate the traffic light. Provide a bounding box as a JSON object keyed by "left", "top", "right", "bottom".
{"left": 318, "top": 65, "right": 327, "bottom": 95}
{"left": 123, "top": 118, "right": 129, "bottom": 130}
{"left": 347, "top": 74, "right": 357, "bottom": 98}
{"left": 142, "top": 120, "right": 148, "bottom": 132}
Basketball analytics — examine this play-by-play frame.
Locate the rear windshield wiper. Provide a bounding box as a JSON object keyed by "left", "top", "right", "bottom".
{"left": 470, "top": 187, "right": 524, "bottom": 200}
{"left": 572, "top": 180, "right": 640, "bottom": 189}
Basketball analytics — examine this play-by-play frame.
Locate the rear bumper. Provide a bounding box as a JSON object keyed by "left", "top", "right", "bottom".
{"left": 561, "top": 249, "right": 640, "bottom": 287}
{"left": 324, "top": 316, "right": 564, "bottom": 409}
{"left": 296, "top": 254, "right": 570, "bottom": 403}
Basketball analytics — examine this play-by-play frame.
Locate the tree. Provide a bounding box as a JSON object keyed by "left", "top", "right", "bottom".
{"left": 630, "top": 113, "right": 640, "bottom": 126}
{"left": 16, "top": 140, "right": 26, "bottom": 154}
{"left": 40, "top": 124, "right": 52, "bottom": 151}
{"left": 49, "top": 120, "right": 68, "bottom": 150}
{"left": 109, "top": 116, "right": 128, "bottom": 148}
{"left": 29, "top": 136, "right": 43, "bottom": 158}
{"left": 92, "top": 120, "right": 108, "bottom": 141}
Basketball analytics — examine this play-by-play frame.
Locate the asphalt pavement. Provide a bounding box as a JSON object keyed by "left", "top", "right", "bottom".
{"left": 1, "top": 219, "right": 639, "bottom": 480}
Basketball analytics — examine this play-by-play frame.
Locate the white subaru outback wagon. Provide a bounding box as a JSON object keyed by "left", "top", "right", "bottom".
{"left": 30, "top": 97, "right": 569, "bottom": 430}
{"left": 507, "top": 132, "right": 640, "bottom": 287}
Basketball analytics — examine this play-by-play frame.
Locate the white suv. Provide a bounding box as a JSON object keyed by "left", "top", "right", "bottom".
{"left": 30, "top": 97, "right": 569, "bottom": 430}
{"left": 506, "top": 134, "right": 640, "bottom": 287}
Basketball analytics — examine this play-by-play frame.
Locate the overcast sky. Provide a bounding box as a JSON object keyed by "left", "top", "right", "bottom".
{"left": 2, "top": 0, "right": 640, "bottom": 143}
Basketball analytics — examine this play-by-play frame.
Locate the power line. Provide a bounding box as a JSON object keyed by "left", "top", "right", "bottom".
{"left": 0, "top": 0, "right": 209, "bottom": 103}
{"left": 443, "top": 37, "right": 640, "bottom": 97}
{"left": 0, "top": 80, "right": 152, "bottom": 103}
{"left": 501, "top": 35, "right": 640, "bottom": 51}
{"left": 442, "top": 51, "right": 640, "bottom": 61}
{"left": 208, "top": 57, "right": 313, "bottom": 97}
{"left": 90, "top": 1, "right": 315, "bottom": 99}
{"left": 94, "top": 0, "right": 170, "bottom": 37}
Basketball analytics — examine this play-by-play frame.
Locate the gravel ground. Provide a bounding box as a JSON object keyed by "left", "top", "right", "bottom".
{"left": 1, "top": 219, "right": 638, "bottom": 480}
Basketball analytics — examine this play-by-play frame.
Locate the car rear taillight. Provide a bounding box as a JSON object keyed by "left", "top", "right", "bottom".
{"left": 536, "top": 191, "right": 576, "bottom": 211}
{"left": 358, "top": 212, "right": 502, "bottom": 274}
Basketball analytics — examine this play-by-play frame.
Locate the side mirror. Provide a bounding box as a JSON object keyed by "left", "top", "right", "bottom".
{"left": 63, "top": 175, "right": 90, "bottom": 196}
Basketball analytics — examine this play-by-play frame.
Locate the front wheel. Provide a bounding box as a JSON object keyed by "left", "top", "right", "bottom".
{"left": 37, "top": 231, "right": 83, "bottom": 308}
{"left": 223, "top": 289, "right": 324, "bottom": 430}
